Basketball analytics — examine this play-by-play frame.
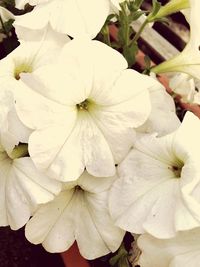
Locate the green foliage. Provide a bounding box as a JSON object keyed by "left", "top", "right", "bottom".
{"left": 142, "top": 55, "right": 152, "bottom": 75}
{"left": 109, "top": 244, "right": 131, "bottom": 267}
{"left": 151, "top": 0, "right": 162, "bottom": 17}
{"left": 127, "top": 0, "right": 144, "bottom": 12}
{"left": 129, "top": 10, "right": 146, "bottom": 22}
{"left": 123, "top": 41, "right": 138, "bottom": 67}
{"left": 97, "top": 0, "right": 177, "bottom": 67}
{"left": 98, "top": 14, "right": 116, "bottom": 46}
{"left": 0, "top": 0, "right": 15, "bottom": 9}
{"left": 2, "top": 0, "right": 15, "bottom": 6}
{"left": 0, "top": 18, "right": 14, "bottom": 34}
{"left": 117, "top": 1, "right": 146, "bottom": 66}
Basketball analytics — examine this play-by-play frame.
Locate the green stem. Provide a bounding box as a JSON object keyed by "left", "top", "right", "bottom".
{"left": 148, "top": 0, "right": 189, "bottom": 22}
{"left": 132, "top": 19, "right": 148, "bottom": 43}
{"left": 0, "top": 15, "right": 4, "bottom": 29}
{"left": 0, "top": 15, "right": 9, "bottom": 37}
{"left": 121, "top": 3, "right": 130, "bottom": 46}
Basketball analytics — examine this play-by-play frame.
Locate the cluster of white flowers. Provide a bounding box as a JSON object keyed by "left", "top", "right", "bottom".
{"left": 0, "top": 0, "right": 200, "bottom": 265}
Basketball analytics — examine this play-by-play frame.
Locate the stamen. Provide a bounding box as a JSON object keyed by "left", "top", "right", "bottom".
{"left": 171, "top": 164, "right": 183, "bottom": 178}
{"left": 76, "top": 99, "right": 90, "bottom": 111}
{"left": 14, "top": 63, "right": 33, "bottom": 80}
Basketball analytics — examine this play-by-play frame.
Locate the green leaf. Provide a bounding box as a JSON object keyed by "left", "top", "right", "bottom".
{"left": 128, "top": 10, "right": 145, "bottom": 22}
{"left": 154, "top": 16, "right": 169, "bottom": 25}
{"left": 118, "top": 26, "right": 126, "bottom": 46}
{"left": 109, "top": 244, "right": 130, "bottom": 267}
{"left": 106, "top": 14, "right": 116, "bottom": 22}
{"left": 134, "top": 0, "right": 144, "bottom": 9}
{"left": 118, "top": 256, "right": 130, "bottom": 267}
{"left": 3, "top": 18, "right": 14, "bottom": 33}
{"left": 123, "top": 41, "right": 138, "bottom": 67}
{"left": 2, "top": 0, "right": 15, "bottom": 7}
{"left": 151, "top": 0, "right": 162, "bottom": 17}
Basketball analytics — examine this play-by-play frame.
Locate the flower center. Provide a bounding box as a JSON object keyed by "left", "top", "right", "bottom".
{"left": 76, "top": 99, "right": 91, "bottom": 111}
{"left": 169, "top": 160, "right": 184, "bottom": 178}
{"left": 75, "top": 185, "right": 83, "bottom": 192}
{"left": 172, "top": 165, "right": 182, "bottom": 178}
{"left": 14, "top": 63, "right": 33, "bottom": 80}
{"left": 9, "top": 143, "right": 29, "bottom": 159}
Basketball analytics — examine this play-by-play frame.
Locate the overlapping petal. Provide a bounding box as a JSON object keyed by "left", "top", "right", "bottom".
{"left": 15, "top": 39, "right": 153, "bottom": 181}
{"left": 138, "top": 229, "right": 200, "bottom": 267}
{"left": 25, "top": 172, "right": 124, "bottom": 259}
{"left": 0, "top": 155, "right": 61, "bottom": 230}
{"left": 109, "top": 112, "right": 200, "bottom": 238}
{"left": 137, "top": 80, "right": 180, "bottom": 136}
{"left": 14, "top": 0, "right": 110, "bottom": 39}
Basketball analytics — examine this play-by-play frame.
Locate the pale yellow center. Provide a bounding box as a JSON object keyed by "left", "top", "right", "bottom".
{"left": 76, "top": 99, "right": 94, "bottom": 112}
{"left": 14, "top": 63, "right": 33, "bottom": 80}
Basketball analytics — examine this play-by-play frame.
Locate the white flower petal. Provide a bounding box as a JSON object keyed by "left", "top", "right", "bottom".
{"left": 0, "top": 87, "right": 31, "bottom": 153}
{"left": 0, "top": 156, "right": 61, "bottom": 230}
{"left": 15, "top": 22, "right": 70, "bottom": 44}
{"left": 109, "top": 114, "right": 200, "bottom": 238}
{"left": 138, "top": 84, "right": 180, "bottom": 136}
{"left": 20, "top": 66, "right": 86, "bottom": 106}
{"left": 28, "top": 124, "right": 81, "bottom": 181}
{"left": 172, "top": 112, "right": 200, "bottom": 156}
{"left": 14, "top": 3, "right": 51, "bottom": 30}
{"left": 170, "top": 251, "right": 200, "bottom": 267}
{"left": 138, "top": 229, "right": 200, "bottom": 267}
{"left": 15, "top": 82, "right": 75, "bottom": 129}
{"left": 0, "top": 159, "right": 10, "bottom": 227}
{"left": 26, "top": 172, "right": 124, "bottom": 259}
{"left": 14, "top": 0, "right": 110, "bottom": 39}
{"left": 59, "top": 39, "right": 128, "bottom": 99}
{"left": 15, "top": 39, "right": 152, "bottom": 180}
{"left": 50, "top": 0, "right": 110, "bottom": 38}
{"left": 91, "top": 109, "right": 135, "bottom": 163}
{"left": 81, "top": 113, "right": 116, "bottom": 177}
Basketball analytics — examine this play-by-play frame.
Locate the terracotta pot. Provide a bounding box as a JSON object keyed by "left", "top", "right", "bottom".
{"left": 61, "top": 243, "right": 90, "bottom": 267}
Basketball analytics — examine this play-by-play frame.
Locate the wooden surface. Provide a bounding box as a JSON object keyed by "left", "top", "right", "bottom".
{"left": 132, "top": 20, "right": 180, "bottom": 61}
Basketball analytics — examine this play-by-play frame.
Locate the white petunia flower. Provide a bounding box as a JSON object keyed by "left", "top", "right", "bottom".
{"left": 15, "top": 39, "right": 155, "bottom": 182}
{"left": 152, "top": 0, "right": 200, "bottom": 80}
{"left": 0, "top": 32, "right": 69, "bottom": 152}
{"left": 138, "top": 76, "right": 180, "bottom": 136}
{"left": 14, "top": 0, "right": 109, "bottom": 38}
{"left": 0, "top": 143, "right": 61, "bottom": 230}
{"left": 13, "top": 0, "right": 123, "bottom": 39}
{"left": 15, "top": 23, "right": 70, "bottom": 44}
{"left": 0, "top": 31, "right": 69, "bottom": 83}
{"left": 25, "top": 171, "right": 125, "bottom": 259}
{"left": 109, "top": 112, "right": 200, "bottom": 238}
{"left": 148, "top": 0, "right": 189, "bottom": 21}
{"left": 181, "top": 8, "right": 190, "bottom": 23}
{"left": 169, "top": 73, "right": 200, "bottom": 104}
{"left": 138, "top": 229, "right": 200, "bottom": 267}
{"left": 0, "top": 87, "right": 31, "bottom": 154}
{"left": 170, "top": 73, "right": 195, "bottom": 101}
